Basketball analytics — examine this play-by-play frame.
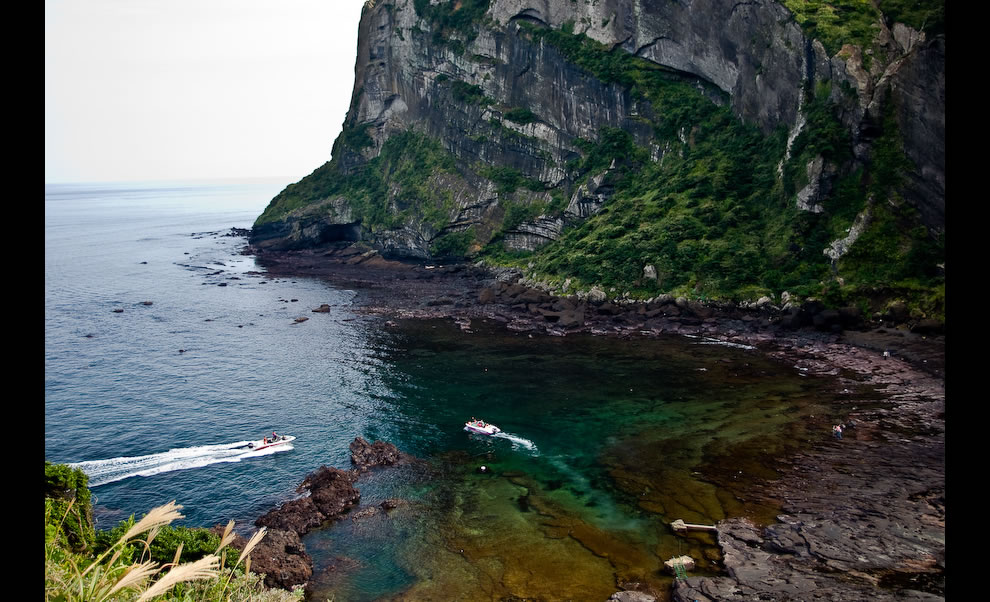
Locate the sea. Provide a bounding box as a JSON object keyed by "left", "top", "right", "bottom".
{"left": 45, "top": 179, "right": 850, "bottom": 600}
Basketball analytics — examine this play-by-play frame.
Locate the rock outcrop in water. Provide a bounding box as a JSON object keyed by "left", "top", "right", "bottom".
{"left": 249, "top": 438, "right": 416, "bottom": 590}
{"left": 348, "top": 436, "right": 414, "bottom": 472}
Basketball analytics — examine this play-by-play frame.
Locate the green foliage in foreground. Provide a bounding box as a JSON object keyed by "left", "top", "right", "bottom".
{"left": 45, "top": 463, "right": 302, "bottom": 602}
{"left": 45, "top": 461, "right": 96, "bottom": 553}
{"left": 94, "top": 521, "right": 242, "bottom": 568}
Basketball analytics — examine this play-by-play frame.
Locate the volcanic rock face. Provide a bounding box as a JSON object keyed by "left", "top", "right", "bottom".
{"left": 252, "top": 0, "right": 943, "bottom": 258}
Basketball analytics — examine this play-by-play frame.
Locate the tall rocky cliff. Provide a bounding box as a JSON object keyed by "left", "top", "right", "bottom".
{"left": 252, "top": 0, "right": 944, "bottom": 318}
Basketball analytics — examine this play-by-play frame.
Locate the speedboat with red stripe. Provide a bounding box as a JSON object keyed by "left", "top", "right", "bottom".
{"left": 464, "top": 419, "right": 501, "bottom": 436}
{"left": 246, "top": 433, "right": 296, "bottom": 450}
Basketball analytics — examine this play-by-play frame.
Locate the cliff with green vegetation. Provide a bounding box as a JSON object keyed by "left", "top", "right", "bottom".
{"left": 251, "top": 0, "right": 944, "bottom": 324}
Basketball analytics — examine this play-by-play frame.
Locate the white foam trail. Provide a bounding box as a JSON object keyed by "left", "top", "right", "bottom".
{"left": 491, "top": 432, "right": 539, "bottom": 454}
{"left": 69, "top": 440, "right": 293, "bottom": 487}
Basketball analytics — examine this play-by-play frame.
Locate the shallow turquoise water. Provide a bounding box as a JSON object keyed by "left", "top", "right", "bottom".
{"left": 45, "top": 180, "right": 841, "bottom": 600}
{"left": 299, "top": 318, "right": 829, "bottom": 600}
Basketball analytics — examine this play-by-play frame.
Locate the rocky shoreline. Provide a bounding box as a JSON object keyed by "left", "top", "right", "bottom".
{"left": 242, "top": 241, "right": 945, "bottom": 600}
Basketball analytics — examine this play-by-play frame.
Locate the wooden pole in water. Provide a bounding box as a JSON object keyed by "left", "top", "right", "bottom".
{"left": 671, "top": 519, "right": 718, "bottom": 532}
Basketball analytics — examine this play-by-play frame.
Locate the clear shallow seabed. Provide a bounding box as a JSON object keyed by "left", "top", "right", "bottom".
{"left": 45, "top": 180, "right": 850, "bottom": 601}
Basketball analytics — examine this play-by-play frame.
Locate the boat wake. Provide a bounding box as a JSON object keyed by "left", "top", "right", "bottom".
{"left": 491, "top": 432, "right": 539, "bottom": 454}
{"left": 69, "top": 440, "right": 293, "bottom": 487}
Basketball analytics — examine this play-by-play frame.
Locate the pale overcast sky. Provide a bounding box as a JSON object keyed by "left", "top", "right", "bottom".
{"left": 45, "top": 0, "right": 366, "bottom": 184}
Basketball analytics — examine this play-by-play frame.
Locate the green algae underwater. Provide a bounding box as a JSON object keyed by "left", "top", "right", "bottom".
{"left": 302, "top": 318, "right": 849, "bottom": 601}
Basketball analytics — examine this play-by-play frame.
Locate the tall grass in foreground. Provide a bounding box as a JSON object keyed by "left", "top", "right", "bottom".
{"left": 45, "top": 499, "right": 304, "bottom": 602}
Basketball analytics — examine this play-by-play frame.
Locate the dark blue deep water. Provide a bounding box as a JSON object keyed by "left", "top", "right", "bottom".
{"left": 45, "top": 180, "right": 841, "bottom": 601}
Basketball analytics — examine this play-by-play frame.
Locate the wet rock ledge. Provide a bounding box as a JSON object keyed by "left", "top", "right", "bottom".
{"left": 669, "top": 338, "right": 945, "bottom": 601}
{"left": 241, "top": 437, "right": 415, "bottom": 591}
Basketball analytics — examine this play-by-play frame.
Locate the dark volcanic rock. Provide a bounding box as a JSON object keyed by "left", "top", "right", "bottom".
{"left": 249, "top": 528, "right": 313, "bottom": 591}
{"left": 348, "top": 436, "right": 412, "bottom": 472}
{"left": 254, "top": 496, "right": 326, "bottom": 535}
{"left": 672, "top": 513, "right": 944, "bottom": 601}
{"left": 250, "top": 465, "right": 361, "bottom": 590}
{"left": 298, "top": 465, "right": 361, "bottom": 518}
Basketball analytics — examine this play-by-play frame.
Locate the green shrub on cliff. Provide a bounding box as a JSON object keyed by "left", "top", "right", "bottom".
{"left": 414, "top": 0, "right": 492, "bottom": 48}
{"left": 480, "top": 165, "right": 545, "bottom": 194}
{"left": 449, "top": 79, "right": 490, "bottom": 105}
{"left": 431, "top": 226, "right": 476, "bottom": 258}
{"left": 503, "top": 107, "right": 538, "bottom": 124}
{"left": 257, "top": 129, "right": 458, "bottom": 233}
{"left": 880, "top": 0, "right": 944, "bottom": 35}
{"left": 782, "top": 0, "right": 944, "bottom": 59}
{"left": 782, "top": 0, "right": 881, "bottom": 57}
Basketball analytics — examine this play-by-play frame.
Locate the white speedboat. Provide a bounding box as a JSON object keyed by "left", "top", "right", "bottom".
{"left": 246, "top": 434, "right": 296, "bottom": 451}
{"left": 464, "top": 420, "right": 501, "bottom": 436}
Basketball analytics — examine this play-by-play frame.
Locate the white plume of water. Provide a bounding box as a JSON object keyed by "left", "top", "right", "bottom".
{"left": 491, "top": 431, "right": 539, "bottom": 454}
{"left": 70, "top": 440, "right": 293, "bottom": 487}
